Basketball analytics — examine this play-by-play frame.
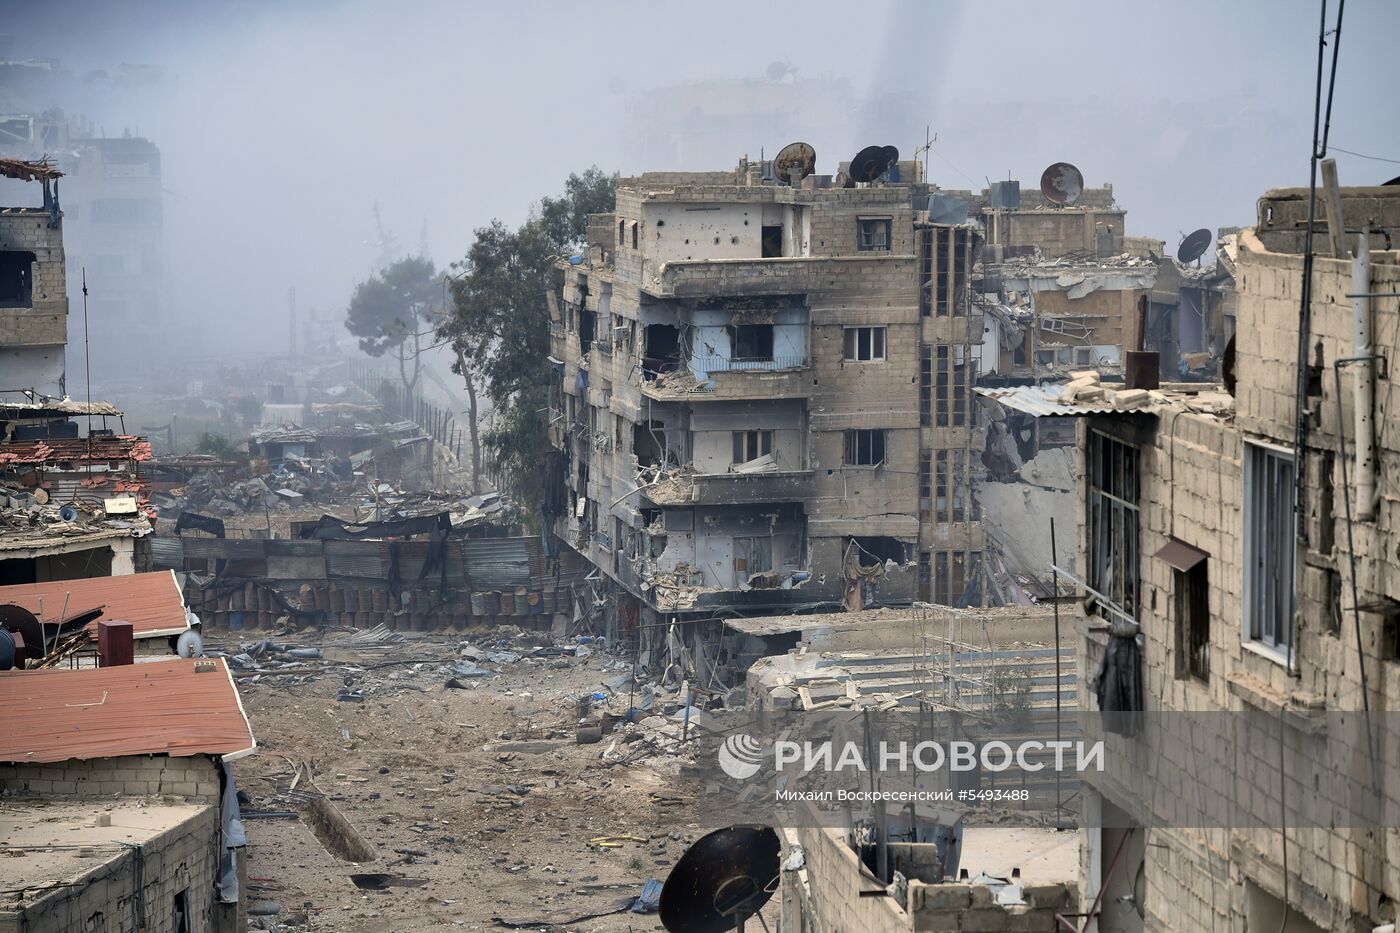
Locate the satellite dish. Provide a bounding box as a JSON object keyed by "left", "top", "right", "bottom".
{"left": 659, "top": 825, "right": 781, "bottom": 933}
{"left": 176, "top": 629, "right": 205, "bottom": 659}
{"left": 59, "top": 504, "right": 79, "bottom": 522}
{"left": 1177, "top": 228, "right": 1214, "bottom": 265}
{"left": 0, "top": 604, "right": 42, "bottom": 662}
{"left": 835, "top": 170, "right": 855, "bottom": 189}
{"left": 773, "top": 142, "right": 816, "bottom": 185}
{"left": 1040, "top": 162, "right": 1084, "bottom": 205}
{"left": 850, "top": 145, "right": 896, "bottom": 183}
{"left": 0, "top": 628, "right": 15, "bottom": 671}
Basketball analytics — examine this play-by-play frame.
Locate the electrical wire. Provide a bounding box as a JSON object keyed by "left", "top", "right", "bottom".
{"left": 1328, "top": 145, "right": 1400, "bottom": 166}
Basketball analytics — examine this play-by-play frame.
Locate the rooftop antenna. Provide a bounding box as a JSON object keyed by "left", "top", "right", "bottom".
{"left": 82, "top": 267, "right": 93, "bottom": 450}
{"left": 913, "top": 125, "right": 938, "bottom": 181}
{"left": 1039, "top": 161, "right": 1084, "bottom": 206}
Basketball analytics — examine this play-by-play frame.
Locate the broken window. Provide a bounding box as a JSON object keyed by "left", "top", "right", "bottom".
{"left": 1176, "top": 561, "right": 1210, "bottom": 681}
{"left": 918, "top": 229, "right": 933, "bottom": 317}
{"left": 951, "top": 229, "right": 968, "bottom": 316}
{"left": 857, "top": 218, "right": 891, "bottom": 251}
{"left": 732, "top": 430, "right": 773, "bottom": 464}
{"left": 1088, "top": 431, "right": 1140, "bottom": 618}
{"left": 844, "top": 429, "right": 886, "bottom": 467}
{"left": 918, "top": 551, "right": 932, "bottom": 601}
{"left": 0, "top": 251, "right": 36, "bottom": 308}
{"left": 761, "top": 225, "right": 783, "bottom": 258}
{"left": 578, "top": 307, "right": 596, "bottom": 350}
{"left": 952, "top": 346, "right": 971, "bottom": 426}
{"left": 728, "top": 324, "right": 774, "bottom": 361}
{"left": 933, "top": 549, "right": 969, "bottom": 605}
{"left": 643, "top": 323, "right": 682, "bottom": 377}
{"left": 634, "top": 420, "right": 665, "bottom": 467}
{"left": 173, "top": 889, "right": 189, "bottom": 933}
{"left": 843, "top": 326, "right": 886, "bottom": 362}
{"left": 918, "top": 449, "right": 931, "bottom": 517}
{"left": 631, "top": 222, "right": 639, "bottom": 249}
{"left": 935, "top": 345, "right": 950, "bottom": 426}
{"left": 733, "top": 536, "right": 773, "bottom": 578}
{"left": 919, "top": 343, "right": 932, "bottom": 425}
{"left": 618, "top": 219, "right": 625, "bottom": 245}
{"left": 951, "top": 449, "right": 966, "bottom": 522}
{"left": 1244, "top": 443, "right": 1295, "bottom": 654}
{"left": 935, "top": 450, "right": 949, "bottom": 523}
{"left": 935, "top": 231, "right": 950, "bottom": 316}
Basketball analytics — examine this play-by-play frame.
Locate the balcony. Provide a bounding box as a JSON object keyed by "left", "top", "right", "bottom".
{"left": 641, "top": 468, "right": 815, "bottom": 506}
{"left": 640, "top": 364, "right": 811, "bottom": 402}
{"left": 640, "top": 254, "right": 910, "bottom": 299}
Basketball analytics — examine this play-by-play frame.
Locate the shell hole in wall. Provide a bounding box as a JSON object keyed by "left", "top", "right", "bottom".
{"left": 731, "top": 236, "right": 739, "bottom": 244}
{"left": 714, "top": 237, "right": 720, "bottom": 244}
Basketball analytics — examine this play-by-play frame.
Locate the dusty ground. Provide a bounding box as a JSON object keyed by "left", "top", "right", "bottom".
{"left": 217, "top": 627, "right": 771, "bottom": 932}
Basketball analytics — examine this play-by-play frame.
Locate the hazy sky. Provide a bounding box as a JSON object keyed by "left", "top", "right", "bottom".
{"left": 4, "top": 0, "right": 1398, "bottom": 354}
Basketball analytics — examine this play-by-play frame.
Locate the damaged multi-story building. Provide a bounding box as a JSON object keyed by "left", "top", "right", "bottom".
{"left": 1054, "top": 183, "right": 1400, "bottom": 931}
{"left": 546, "top": 154, "right": 986, "bottom": 638}
{"left": 0, "top": 157, "right": 66, "bottom": 396}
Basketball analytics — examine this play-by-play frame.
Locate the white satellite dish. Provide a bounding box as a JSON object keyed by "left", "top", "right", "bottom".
{"left": 176, "top": 629, "right": 205, "bottom": 659}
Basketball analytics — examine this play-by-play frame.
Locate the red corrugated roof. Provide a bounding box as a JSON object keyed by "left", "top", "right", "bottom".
{"left": 0, "top": 658, "right": 257, "bottom": 763}
{"left": 0, "top": 436, "right": 153, "bottom": 465}
{"left": 0, "top": 570, "right": 189, "bottom": 639}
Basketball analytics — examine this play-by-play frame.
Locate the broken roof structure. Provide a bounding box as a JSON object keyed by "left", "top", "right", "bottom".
{"left": 0, "top": 657, "right": 255, "bottom": 763}
{"left": 0, "top": 569, "right": 190, "bottom": 641}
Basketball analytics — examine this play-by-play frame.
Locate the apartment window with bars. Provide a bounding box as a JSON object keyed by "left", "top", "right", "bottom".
{"left": 844, "top": 326, "right": 886, "bottom": 362}
{"left": 1087, "top": 431, "right": 1140, "bottom": 618}
{"left": 857, "top": 218, "right": 891, "bottom": 251}
{"left": 844, "top": 429, "right": 886, "bottom": 466}
{"left": 1244, "top": 443, "right": 1295, "bottom": 655}
{"left": 732, "top": 430, "right": 773, "bottom": 465}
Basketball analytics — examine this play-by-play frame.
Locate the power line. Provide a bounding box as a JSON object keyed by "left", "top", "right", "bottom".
{"left": 1328, "top": 144, "right": 1400, "bottom": 165}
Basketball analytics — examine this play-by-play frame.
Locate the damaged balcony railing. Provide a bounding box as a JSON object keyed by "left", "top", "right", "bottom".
{"left": 691, "top": 354, "right": 807, "bottom": 372}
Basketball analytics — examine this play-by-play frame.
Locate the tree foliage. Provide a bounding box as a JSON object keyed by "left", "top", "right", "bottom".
{"left": 345, "top": 256, "right": 439, "bottom": 400}
{"left": 440, "top": 167, "right": 617, "bottom": 514}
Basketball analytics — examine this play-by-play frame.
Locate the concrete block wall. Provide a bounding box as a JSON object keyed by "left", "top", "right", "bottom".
{"left": 0, "top": 805, "right": 221, "bottom": 933}
{"left": 783, "top": 823, "right": 910, "bottom": 932}
{"left": 0, "top": 211, "right": 67, "bottom": 344}
{"left": 0, "top": 755, "right": 222, "bottom": 802}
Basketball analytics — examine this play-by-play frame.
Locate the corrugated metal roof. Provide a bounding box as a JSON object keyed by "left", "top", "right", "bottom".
{"left": 464, "top": 538, "right": 530, "bottom": 587}
{"left": 0, "top": 658, "right": 256, "bottom": 763}
{"left": 0, "top": 570, "right": 189, "bottom": 639}
{"left": 975, "top": 384, "right": 1142, "bottom": 418}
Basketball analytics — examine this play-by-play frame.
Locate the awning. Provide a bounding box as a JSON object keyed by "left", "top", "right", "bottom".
{"left": 1154, "top": 537, "right": 1209, "bottom": 572}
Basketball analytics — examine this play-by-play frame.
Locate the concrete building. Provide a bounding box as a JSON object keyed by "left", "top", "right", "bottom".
{"left": 0, "top": 658, "right": 256, "bottom": 932}
{"left": 1065, "top": 185, "right": 1400, "bottom": 931}
{"left": 0, "top": 157, "right": 66, "bottom": 397}
{"left": 546, "top": 157, "right": 985, "bottom": 638}
{"left": 0, "top": 113, "right": 169, "bottom": 371}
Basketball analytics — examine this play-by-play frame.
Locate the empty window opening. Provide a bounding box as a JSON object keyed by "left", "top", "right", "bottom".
{"left": 634, "top": 420, "right": 666, "bottom": 468}
{"left": 643, "top": 323, "right": 682, "bottom": 377}
{"left": 843, "top": 326, "right": 886, "bottom": 362}
{"left": 729, "top": 324, "right": 774, "bottom": 361}
{"left": 857, "top": 218, "right": 891, "bottom": 251}
{"left": 630, "top": 222, "right": 639, "bottom": 249}
{"left": 1245, "top": 881, "right": 1325, "bottom": 933}
{"left": 1088, "top": 431, "right": 1140, "bottom": 618}
{"left": 1245, "top": 443, "right": 1295, "bottom": 654}
{"left": 618, "top": 219, "right": 625, "bottom": 245}
{"left": 577, "top": 307, "right": 597, "bottom": 350}
{"left": 761, "top": 224, "right": 783, "bottom": 258}
{"left": 1168, "top": 553, "right": 1210, "bottom": 681}
{"left": 173, "top": 889, "right": 190, "bottom": 933}
{"left": 852, "top": 536, "right": 907, "bottom": 568}
{"left": 732, "top": 430, "right": 773, "bottom": 465}
{"left": 918, "top": 551, "right": 932, "bottom": 602}
{"left": 844, "top": 429, "right": 886, "bottom": 466}
{"left": 0, "top": 251, "right": 35, "bottom": 307}
{"left": 733, "top": 535, "right": 773, "bottom": 578}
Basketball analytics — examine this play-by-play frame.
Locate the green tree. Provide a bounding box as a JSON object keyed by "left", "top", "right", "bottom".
{"left": 195, "top": 432, "right": 239, "bottom": 460}
{"left": 440, "top": 168, "right": 616, "bottom": 513}
{"left": 344, "top": 255, "right": 439, "bottom": 407}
